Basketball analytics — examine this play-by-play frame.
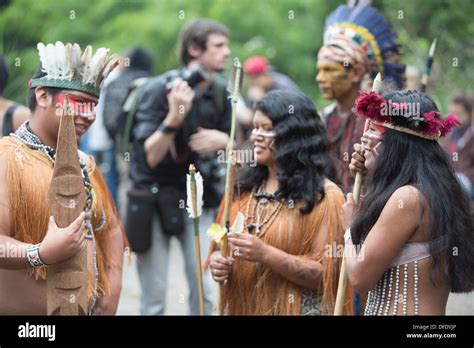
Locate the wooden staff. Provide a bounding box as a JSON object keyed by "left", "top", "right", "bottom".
{"left": 221, "top": 60, "right": 243, "bottom": 250}
{"left": 334, "top": 73, "right": 382, "bottom": 315}
{"left": 218, "top": 60, "right": 243, "bottom": 314}
{"left": 47, "top": 96, "right": 88, "bottom": 315}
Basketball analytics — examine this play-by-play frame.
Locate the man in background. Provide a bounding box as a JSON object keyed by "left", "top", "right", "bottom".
{"left": 128, "top": 19, "right": 231, "bottom": 315}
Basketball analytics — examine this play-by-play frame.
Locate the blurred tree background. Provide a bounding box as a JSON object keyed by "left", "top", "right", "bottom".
{"left": 0, "top": 0, "right": 472, "bottom": 113}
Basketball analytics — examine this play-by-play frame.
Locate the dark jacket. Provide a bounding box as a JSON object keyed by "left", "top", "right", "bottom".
{"left": 130, "top": 69, "right": 231, "bottom": 208}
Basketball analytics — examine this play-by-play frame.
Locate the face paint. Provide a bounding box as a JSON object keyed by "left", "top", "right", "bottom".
{"left": 316, "top": 60, "right": 353, "bottom": 100}
{"left": 251, "top": 128, "right": 275, "bottom": 140}
{"left": 55, "top": 93, "right": 98, "bottom": 118}
{"left": 251, "top": 128, "right": 276, "bottom": 153}
{"left": 361, "top": 121, "right": 384, "bottom": 158}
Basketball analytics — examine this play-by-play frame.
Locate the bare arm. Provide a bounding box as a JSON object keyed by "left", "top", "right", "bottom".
{"left": 227, "top": 220, "right": 329, "bottom": 289}
{"left": 0, "top": 234, "right": 31, "bottom": 269}
{"left": 261, "top": 246, "right": 324, "bottom": 289}
{"left": 344, "top": 186, "right": 421, "bottom": 293}
{"left": 0, "top": 156, "right": 85, "bottom": 270}
{"left": 260, "top": 221, "right": 328, "bottom": 289}
{"left": 0, "top": 214, "right": 86, "bottom": 270}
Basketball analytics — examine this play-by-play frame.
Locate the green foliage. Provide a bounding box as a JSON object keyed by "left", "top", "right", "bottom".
{"left": 0, "top": 0, "right": 471, "bottom": 111}
{"left": 379, "top": 0, "right": 474, "bottom": 112}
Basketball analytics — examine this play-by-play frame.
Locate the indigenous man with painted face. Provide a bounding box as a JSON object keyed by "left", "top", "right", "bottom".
{"left": 0, "top": 42, "right": 127, "bottom": 315}
{"left": 316, "top": 2, "right": 405, "bottom": 193}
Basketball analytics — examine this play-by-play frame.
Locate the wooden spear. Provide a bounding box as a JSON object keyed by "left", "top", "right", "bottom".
{"left": 420, "top": 38, "right": 437, "bottom": 93}
{"left": 47, "top": 96, "right": 88, "bottom": 315}
{"left": 334, "top": 73, "right": 383, "bottom": 315}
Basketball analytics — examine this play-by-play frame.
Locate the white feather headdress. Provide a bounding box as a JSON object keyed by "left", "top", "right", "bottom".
{"left": 31, "top": 41, "right": 119, "bottom": 97}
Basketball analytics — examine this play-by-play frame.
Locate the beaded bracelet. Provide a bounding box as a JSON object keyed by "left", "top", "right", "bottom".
{"left": 26, "top": 243, "right": 48, "bottom": 268}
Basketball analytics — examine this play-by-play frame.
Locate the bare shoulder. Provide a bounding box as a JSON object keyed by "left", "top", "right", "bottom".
{"left": 381, "top": 185, "right": 423, "bottom": 231}
{"left": 389, "top": 185, "right": 422, "bottom": 210}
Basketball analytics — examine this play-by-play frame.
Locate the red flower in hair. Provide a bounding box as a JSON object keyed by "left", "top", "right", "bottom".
{"left": 440, "top": 114, "right": 460, "bottom": 136}
{"left": 423, "top": 111, "right": 443, "bottom": 137}
{"left": 354, "top": 92, "right": 387, "bottom": 123}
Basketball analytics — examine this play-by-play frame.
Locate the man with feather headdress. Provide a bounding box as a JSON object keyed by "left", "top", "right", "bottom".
{"left": 315, "top": 0, "right": 405, "bottom": 193}
{"left": 0, "top": 41, "right": 127, "bottom": 315}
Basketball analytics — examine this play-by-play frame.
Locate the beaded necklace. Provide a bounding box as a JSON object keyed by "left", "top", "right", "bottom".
{"left": 245, "top": 181, "right": 284, "bottom": 237}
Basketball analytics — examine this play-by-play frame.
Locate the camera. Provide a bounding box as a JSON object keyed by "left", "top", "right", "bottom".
{"left": 165, "top": 64, "right": 209, "bottom": 92}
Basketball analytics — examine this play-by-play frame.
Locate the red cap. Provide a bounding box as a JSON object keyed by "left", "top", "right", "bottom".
{"left": 243, "top": 56, "right": 268, "bottom": 74}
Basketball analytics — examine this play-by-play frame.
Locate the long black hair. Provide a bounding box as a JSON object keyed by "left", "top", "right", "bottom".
{"left": 237, "top": 90, "right": 335, "bottom": 214}
{"left": 351, "top": 90, "right": 474, "bottom": 292}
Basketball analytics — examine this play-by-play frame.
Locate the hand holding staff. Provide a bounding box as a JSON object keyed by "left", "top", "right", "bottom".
{"left": 334, "top": 73, "right": 382, "bottom": 315}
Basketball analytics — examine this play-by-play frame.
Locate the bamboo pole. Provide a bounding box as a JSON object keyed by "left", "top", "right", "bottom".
{"left": 334, "top": 73, "right": 382, "bottom": 315}
{"left": 218, "top": 60, "right": 243, "bottom": 314}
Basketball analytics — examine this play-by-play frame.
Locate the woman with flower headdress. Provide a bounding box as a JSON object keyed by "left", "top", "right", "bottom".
{"left": 206, "top": 90, "right": 353, "bottom": 315}
{"left": 344, "top": 89, "right": 474, "bottom": 315}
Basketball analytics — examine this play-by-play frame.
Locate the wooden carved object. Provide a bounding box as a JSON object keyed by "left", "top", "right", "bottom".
{"left": 46, "top": 105, "right": 88, "bottom": 316}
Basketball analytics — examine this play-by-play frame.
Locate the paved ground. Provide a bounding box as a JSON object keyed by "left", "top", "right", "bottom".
{"left": 116, "top": 240, "right": 473, "bottom": 315}
{"left": 117, "top": 238, "right": 197, "bottom": 315}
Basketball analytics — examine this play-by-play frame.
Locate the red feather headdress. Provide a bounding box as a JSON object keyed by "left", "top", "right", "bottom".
{"left": 354, "top": 92, "right": 460, "bottom": 140}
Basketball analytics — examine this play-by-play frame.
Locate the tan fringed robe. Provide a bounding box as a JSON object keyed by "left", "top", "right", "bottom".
{"left": 0, "top": 136, "right": 123, "bottom": 298}
{"left": 214, "top": 183, "right": 353, "bottom": 315}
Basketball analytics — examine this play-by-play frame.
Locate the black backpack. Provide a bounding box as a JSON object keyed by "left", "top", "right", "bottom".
{"left": 115, "top": 77, "right": 151, "bottom": 156}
